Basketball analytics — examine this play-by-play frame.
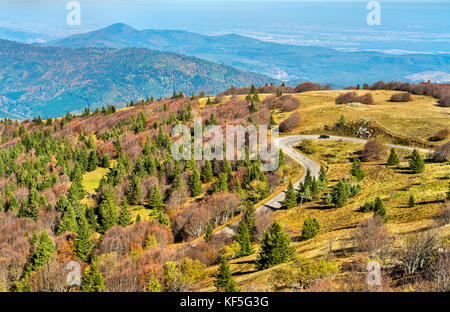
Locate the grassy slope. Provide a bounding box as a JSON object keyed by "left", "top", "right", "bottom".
{"left": 199, "top": 140, "right": 449, "bottom": 292}
{"left": 271, "top": 90, "right": 449, "bottom": 141}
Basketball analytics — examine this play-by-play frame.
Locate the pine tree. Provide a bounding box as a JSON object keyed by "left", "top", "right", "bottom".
{"left": 97, "top": 186, "right": 118, "bottom": 234}
{"left": 350, "top": 158, "right": 365, "bottom": 181}
{"left": 55, "top": 195, "right": 70, "bottom": 212}
{"left": 214, "top": 173, "right": 229, "bottom": 193}
{"left": 331, "top": 179, "right": 350, "bottom": 208}
{"left": 302, "top": 216, "right": 321, "bottom": 240}
{"left": 148, "top": 184, "right": 164, "bottom": 211}
{"left": 57, "top": 205, "right": 78, "bottom": 235}
{"left": 118, "top": 199, "right": 132, "bottom": 227}
{"left": 387, "top": 148, "right": 400, "bottom": 166}
{"left": 201, "top": 161, "right": 213, "bottom": 183}
{"left": 87, "top": 149, "right": 98, "bottom": 172}
{"left": 235, "top": 222, "right": 254, "bottom": 257}
{"left": 80, "top": 261, "right": 107, "bottom": 292}
{"left": 189, "top": 168, "right": 203, "bottom": 197}
{"left": 278, "top": 150, "right": 285, "bottom": 168}
{"left": 204, "top": 223, "right": 213, "bottom": 242}
{"left": 409, "top": 149, "right": 425, "bottom": 173}
{"left": 255, "top": 221, "right": 294, "bottom": 270}
{"left": 75, "top": 216, "right": 94, "bottom": 262}
{"left": 223, "top": 160, "right": 232, "bottom": 181}
{"left": 318, "top": 166, "right": 328, "bottom": 188}
{"left": 244, "top": 204, "right": 257, "bottom": 242}
{"left": 214, "top": 257, "right": 239, "bottom": 292}
{"left": 125, "top": 174, "right": 141, "bottom": 205}
{"left": 374, "top": 197, "right": 387, "bottom": 221}
{"left": 282, "top": 180, "right": 297, "bottom": 209}
{"left": 408, "top": 194, "right": 415, "bottom": 208}
{"left": 27, "top": 230, "right": 55, "bottom": 272}
{"left": 85, "top": 206, "right": 97, "bottom": 231}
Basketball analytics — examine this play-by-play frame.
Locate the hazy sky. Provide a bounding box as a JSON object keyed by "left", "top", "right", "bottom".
{"left": 0, "top": 0, "right": 449, "bottom": 53}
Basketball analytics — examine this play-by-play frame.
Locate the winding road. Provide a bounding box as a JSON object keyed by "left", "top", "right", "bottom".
{"left": 217, "top": 135, "right": 433, "bottom": 238}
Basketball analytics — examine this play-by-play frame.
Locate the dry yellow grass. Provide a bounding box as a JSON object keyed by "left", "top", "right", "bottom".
{"left": 199, "top": 140, "right": 449, "bottom": 292}
{"left": 272, "top": 90, "right": 449, "bottom": 140}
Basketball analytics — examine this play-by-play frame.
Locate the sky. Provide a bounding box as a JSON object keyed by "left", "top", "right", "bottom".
{"left": 0, "top": 1, "right": 449, "bottom": 53}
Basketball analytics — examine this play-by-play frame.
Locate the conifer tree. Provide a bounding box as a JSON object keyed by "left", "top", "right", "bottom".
{"left": 318, "top": 166, "right": 328, "bottom": 188}
{"left": 350, "top": 158, "right": 365, "bottom": 181}
{"left": 125, "top": 174, "right": 141, "bottom": 205}
{"left": 235, "top": 222, "right": 254, "bottom": 257}
{"left": 87, "top": 150, "right": 98, "bottom": 172}
{"left": 331, "top": 179, "right": 350, "bottom": 208}
{"left": 201, "top": 161, "right": 213, "bottom": 183}
{"left": 80, "top": 261, "right": 107, "bottom": 292}
{"left": 223, "top": 160, "right": 233, "bottom": 181}
{"left": 408, "top": 194, "right": 415, "bottom": 208}
{"left": 409, "top": 149, "right": 425, "bottom": 173}
{"left": 387, "top": 148, "right": 400, "bottom": 166}
{"left": 244, "top": 204, "right": 257, "bottom": 242}
{"left": 204, "top": 223, "right": 213, "bottom": 242}
{"left": 27, "top": 230, "right": 55, "bottom": 272}
{"left": 189, "top": 168, "right": 203, "bottom": 197}
{"left": 214, "top": 173, "right": 229, "bottom": 193}
{"left": 282, "top": 180, "right": 297, "bottom": 209}
{"left": 214, "top": 257, "right": 239, "bottom": 292}
{"left": 98, "top": 186, "right": 118, "bottom": 234}
{"left": 75, "top": 216, "right": 94, "bottom": 262}
{"left": 57, "top": 205, "right": 78, "bottom": 235}
{"left": 85, "top": 206, "right": 97, "bottom": 231}
{"left": 118, "top": 199, "right": 133, "bottom": 227}
{"left": 374, "top": 197, "right": 387, "bottom": 221}
{"left": 55, "top": 195, "right": 69, "bottom": 212}
{"left": 255, "top": 221, "right": 294, "bottom": 270}
{"left": 278, "top": 150, "right": 285, "bottom": 168}
{"left": 148, "top": 184, "right": 164, "bottom": 211}
{"left": 302, "top": 216, "right": 321, "bottom": 240}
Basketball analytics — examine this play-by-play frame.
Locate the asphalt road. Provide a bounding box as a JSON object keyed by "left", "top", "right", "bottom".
{"left": 216, "top": 135, "right": 433, "bottom": 238}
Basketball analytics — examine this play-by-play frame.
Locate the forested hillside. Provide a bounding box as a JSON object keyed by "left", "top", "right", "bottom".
{"left": 0, "top": 39, "right": 274, "bottom": 119}
{"left": 0, "top": 89, "right": 303, "bottom": 292}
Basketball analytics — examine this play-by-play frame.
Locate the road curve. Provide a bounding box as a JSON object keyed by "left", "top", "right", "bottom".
{"left": 216, "top": 135, "right": 433, "bottom": 238}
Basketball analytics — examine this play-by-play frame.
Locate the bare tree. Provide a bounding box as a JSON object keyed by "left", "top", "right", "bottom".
{"left": 397, "top": 231, "right": 440, "bottom": 275}
{"left": 353, "top": 216, "right": 393, "bottom": 260}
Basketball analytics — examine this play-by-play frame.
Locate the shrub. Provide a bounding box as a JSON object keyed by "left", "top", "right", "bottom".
{"left": 438, "top": 95, "right": 450, "bottom": 107}
{"left": 336, "top": 92, "right": 357, "bottom": 104}
{"left": 279, "top": 113, "right": 301, "bottom": 133}
{"left": 302, "top": 217, "right": 321, "bottom": 240}
{"left": 357, "top": 93, "right": 374, "bottom": 105}
{"left": 353, "top": 215, "right": 392, "bottom": 258}
{"left": 270, "top": 257, "right": 339, "bottom": 290}
{"left": 298, "top": 139, "right": 317, "bottom": 154}
{"left": 390, "top": 92, "right": 411, "bottom": 102}
{"left": 280, "top": 95, "right": 301, "bottom": 112}
{"left": 294, "top": 82, "right": 320, "bottom": 93}
{"left": 434, "top": 141, "right": 450, "bottom": 162}
{"left": 430, "top": 127, "right": 449, "bottom": 141}
{"left": 361, "top": 139, "right": 386, "bottom": 162}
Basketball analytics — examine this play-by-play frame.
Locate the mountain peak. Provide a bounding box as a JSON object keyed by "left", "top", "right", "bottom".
{"left": 103, "top": 23, "right": 137, "bottom": 33}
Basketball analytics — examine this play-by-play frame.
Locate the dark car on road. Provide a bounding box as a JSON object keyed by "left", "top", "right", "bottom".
{"left": 319, "top": 134, "right": 330, "bottom": 139}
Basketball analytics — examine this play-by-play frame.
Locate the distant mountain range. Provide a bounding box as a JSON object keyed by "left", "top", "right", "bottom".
{"left": 0, "top": 39, "right": 274, "bottom": 119}
{"left": 44, "top": 23, "right": 450, "bottom": 85}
